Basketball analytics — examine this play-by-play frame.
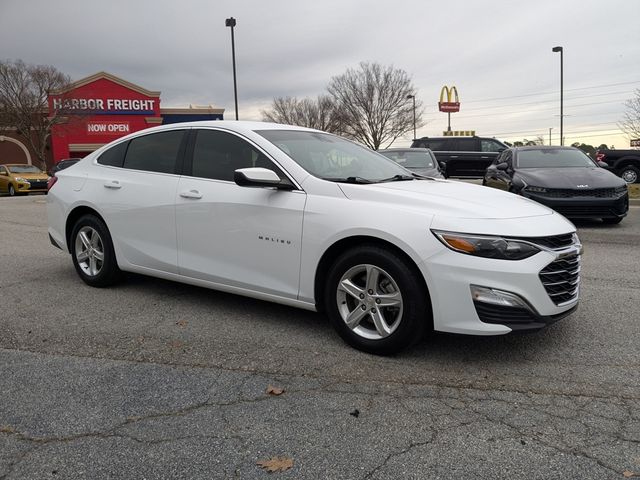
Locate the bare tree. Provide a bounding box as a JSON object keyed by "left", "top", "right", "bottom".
{"left": 327, "top": 62, "right": 424, "bottom": 150}
{"left": 261, "top": 95, "right": 342, "bottom": 133}
{"left": 619, "top": 88, "right": 640, "bottom": 141}
{"left": 0, "top": 59, "right": 71, "bottom": 170}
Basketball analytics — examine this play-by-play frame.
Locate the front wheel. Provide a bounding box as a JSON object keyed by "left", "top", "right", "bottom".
{"left": 8, "top": 184, "right": 15, "bottom": 196}
{"left": 70, "top": 214, "right": 122, "bottom": 287}
{"left": 325, "top": 245, "right": 429, "bottom": 355}
{"left": 619, "top": 166, "right": 640, "bottom": 184}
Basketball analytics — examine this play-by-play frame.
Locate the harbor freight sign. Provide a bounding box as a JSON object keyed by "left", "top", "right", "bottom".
{"left": 87, "top": 121, "right": 130, "bottom": 135}
{"left": 53, "top": 97, "right": 156, "bottom": 114}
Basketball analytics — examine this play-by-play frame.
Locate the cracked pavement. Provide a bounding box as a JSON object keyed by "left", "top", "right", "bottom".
{"left": 0, "top": 196, "right": 639, "bottom": 479}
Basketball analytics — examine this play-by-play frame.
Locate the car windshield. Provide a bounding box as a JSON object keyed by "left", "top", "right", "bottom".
{"left": 255, "top": 130, "right": 412, "bottom": 183}
{"left": 7, "top": 165, "right": 42, "bottom": 173}
{"left": 379, "top": 150, "right": 435, "bottom": 169}
{"left": 517, "top": 149, "right": 596, "bottom": 168}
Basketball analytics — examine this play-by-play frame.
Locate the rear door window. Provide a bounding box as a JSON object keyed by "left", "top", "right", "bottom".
{"left": 123, "top": 130, "right": 186, "bottom": 174}
{"left": 454, "top": 138, "right": 478, "bottom": 151}
{"left": 481, "top": 139, "right": 505, "bottom": 152}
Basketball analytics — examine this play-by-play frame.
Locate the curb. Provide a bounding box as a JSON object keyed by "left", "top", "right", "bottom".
{"left": 630, "top": 198, "right": 640, "bottom": 206}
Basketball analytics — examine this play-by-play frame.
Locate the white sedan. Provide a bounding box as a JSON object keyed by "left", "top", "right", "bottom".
{"left": 47, "top": 121, "right": 581, "bottom": 354}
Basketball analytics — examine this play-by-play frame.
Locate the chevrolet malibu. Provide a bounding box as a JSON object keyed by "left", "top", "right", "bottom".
{"left": 47, "top": 122, "right": 582, "bottom": 354}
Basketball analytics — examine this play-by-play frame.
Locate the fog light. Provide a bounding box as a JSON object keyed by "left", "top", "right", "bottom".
{"left": 470, "top": 285, "right": 533, "bottom": 311}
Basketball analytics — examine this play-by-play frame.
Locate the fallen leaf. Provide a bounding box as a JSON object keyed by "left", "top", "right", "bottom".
{"left": 168, "top": 340, "right": 185, "bottom": 349}
{"left": 176, "top": 320, "right": 188, "bottom": 327}
{"left": 256, "top": 456, "right": 293, "bottom": 473}
{"left": 0, "top": 425, "right": 15, "bottom": 433}
{"left": 350, "top": 409, "right": 360, "bottom": 418}
{"left": 266, "top": 385, "right": 285, "bottom": 396}
{"left": 623, "top": 471, "right": 635, "bottom": 478}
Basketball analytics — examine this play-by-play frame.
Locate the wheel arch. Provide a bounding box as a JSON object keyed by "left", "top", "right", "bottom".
{"left": 65, "top": 206, "right": 108, "bottom": 254}
{"left": 313, "top": 235, "right": 433, "bottom": 324}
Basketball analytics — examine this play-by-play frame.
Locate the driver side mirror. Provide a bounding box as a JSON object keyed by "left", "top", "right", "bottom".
{"left": 438, "top": 161, "right": 446, "bottom": 170}
{"left": 496, "top": 163, "right": 509, "bottom": 171}
{"left": 234, "top": 167, "right": 294, "bottom": 190}
{"left": 0, "top": 171, "right": 7, "bottom": 176}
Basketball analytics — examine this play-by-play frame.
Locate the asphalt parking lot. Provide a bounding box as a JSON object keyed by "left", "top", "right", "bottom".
{"left": 1, "top": 195, "right": 639, "bottom": 479}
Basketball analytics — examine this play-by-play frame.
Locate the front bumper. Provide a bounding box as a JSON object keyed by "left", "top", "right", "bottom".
{"left": 16, "top": 180, "right": 49, "bottom": 193}
{"left": 522, "top": 192, "right": 628, "bottom": 219}
{"left": 420, "top": 239, "right": 581, "bottom": 335}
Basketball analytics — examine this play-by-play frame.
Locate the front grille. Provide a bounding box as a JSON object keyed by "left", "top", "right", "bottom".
{"left": 555, "top": 206, "right": 620, "bottom": 217}
{"left": 511, "top": 233, "right": 575, "bottom": 250}
{"left": 537, "top": 187, "right": 626, "bottom": 198}
{"left": 28, "top": 181, "right": 48, "bottom": 189}
{"left": 539, "top": 254, "right": 580, "bottom": 305}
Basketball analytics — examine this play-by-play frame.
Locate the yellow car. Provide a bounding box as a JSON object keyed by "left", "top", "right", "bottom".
{"left": 0, "top": 164, "right": 50, "bottom": 196}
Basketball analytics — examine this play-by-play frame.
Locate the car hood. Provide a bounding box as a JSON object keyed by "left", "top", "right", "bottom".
{"left": 11, "top": 172, "right": 48, "bottom": 180}
{"left": 516, "top": 167, "right": 625, "bottom": 189}
{"left": 339, "top": 179, "right": 554, "bottom": 219}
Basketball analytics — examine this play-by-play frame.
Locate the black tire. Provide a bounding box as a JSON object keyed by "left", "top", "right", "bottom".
{"left": 8, "top": 184, "right": 15, "bottom": 196}
{"left": 602, "top": 217, "right": 623, "bottom": 225}
{"left": 324, "top": 245, "right": 429, "bottom": 355}
{"left": 70, "top": 214, "right": 122, "bottom": 287}
{"left": 619, "top": 165, "right": 640, "bottom": 184}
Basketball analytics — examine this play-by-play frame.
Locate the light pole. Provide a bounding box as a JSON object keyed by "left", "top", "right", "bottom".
{"left": 549, "top": 127, "right": 553, "bottom": 146}
{"left": 225, "top": 17, "right": 239, "bottom": 120}
{"left": 552, "top": 46, "right": 563, "bottom": 145}
{"left": 406, "top": 94, "right": 416, "bottom": 140}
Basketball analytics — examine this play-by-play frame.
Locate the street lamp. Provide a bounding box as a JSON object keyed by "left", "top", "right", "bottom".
{"left": 549, "top": 127, "right": 553, "bottom": 146}
{"left": 406, "top": 94, "right": 416, "bottom": 140}
{"left": 225, "top": 17, "right": 239, "bottom": 120}
{"left": 552, "top": 46, "right": 563, "bottom": 145}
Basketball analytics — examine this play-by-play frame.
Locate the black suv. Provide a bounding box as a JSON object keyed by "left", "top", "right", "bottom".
{"left": 410, "top": 136, "right": 507, "bottom": 178}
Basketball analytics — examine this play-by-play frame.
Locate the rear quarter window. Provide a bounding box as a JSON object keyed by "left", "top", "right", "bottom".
{"left": 97, "top": 141, "right": 128, "bottom": 168}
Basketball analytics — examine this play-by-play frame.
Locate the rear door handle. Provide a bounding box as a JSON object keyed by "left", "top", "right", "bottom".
{"left": 449, "top": 155, "right": 459, "bottom": 158}
{"left": 180, "top": 189, "right": 203, "bottom": 199}
{"left": 104, "top": 180, "right": 122, "bottom": 189}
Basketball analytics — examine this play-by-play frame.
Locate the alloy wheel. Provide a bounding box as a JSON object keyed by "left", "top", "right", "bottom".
{"left": 336, "top": 264, "right": 403, "bottom": 340}
{"left": 74, "top": 226, "right": 105, "bottom": 277}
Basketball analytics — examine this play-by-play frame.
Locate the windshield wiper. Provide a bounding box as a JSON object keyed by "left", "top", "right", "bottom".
{"left": 322, "top": 176, "right": 374, "bottom": 184}
{"left": 378, "top": 174, "right": 415, "bottom": 183}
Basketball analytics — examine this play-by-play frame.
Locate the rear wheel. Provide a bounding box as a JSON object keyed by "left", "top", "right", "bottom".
{"left": 619, "top": 166, "right": 640, "bottom": 184}
{"left": 70, "top": 214, "right": 122, "bottom": 287}
{"left": 325, "top": 245, "right": 429, "bottom": 355}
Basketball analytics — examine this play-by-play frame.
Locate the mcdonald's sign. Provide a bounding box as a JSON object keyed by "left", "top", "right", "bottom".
{"left": 439, "top": 85, "right": 460, "bottom": 113}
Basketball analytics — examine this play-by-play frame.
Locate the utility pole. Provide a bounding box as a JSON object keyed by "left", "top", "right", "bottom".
{"left": 225, "top": 17, "right": 239, "bottom": 120}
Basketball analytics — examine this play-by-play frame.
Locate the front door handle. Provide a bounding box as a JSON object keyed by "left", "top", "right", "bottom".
{"left": 104, "top": 180, "right": 122, "bottom": 189}
{"left": 180, "top": 190, "right": 203, "bottom": 199}
{"left": 449, "top": 155, "right": 459, "bottom": 158}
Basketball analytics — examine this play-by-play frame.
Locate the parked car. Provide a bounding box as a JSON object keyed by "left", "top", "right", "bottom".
{"left": 48, "top": 121, "right": 581, "bottom": 354}
{"left": 410, "top": 136, "right": 507, "bottom": 178}
{"left": 49, "top": 158, "right": 82, "bottom": 176}
{"left": 595, "top": 148, "right": 640, "bottom": 183}
{"left": 0, "top": 164, "right": 50, "bottom": 196}
{"left": 377, "top": 148, "right": 444, "bottom": 178}
{"left": 483, "top": 146, "right": 628, "bottom": 224}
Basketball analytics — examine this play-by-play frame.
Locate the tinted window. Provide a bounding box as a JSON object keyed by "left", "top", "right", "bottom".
{"left": 191, "top": 129, "right": 283, "bottom": 182}
{"left": 418, "top": 139, "right": 450, "bottom": 151}
{"left": 123, "top": 130, "right": 185, "bottom": 174}
{"left": 379, "top": 150, "right": 434, "bottom": 168}
{"left": 481, "top": 139, "right": 504, "bottom": 152}
{"left": 97, "top": 141, "right": 128, "bottom": 167}
{"left": 455, "top": 138, "right": 477, "bottom": 151}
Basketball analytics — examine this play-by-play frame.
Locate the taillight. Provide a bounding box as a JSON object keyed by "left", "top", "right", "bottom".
{"left": 47, "top": 176, "right": 58, "bottom": 191}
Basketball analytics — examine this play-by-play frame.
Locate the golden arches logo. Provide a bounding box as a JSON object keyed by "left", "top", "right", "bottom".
{"left": 438, "top": 85, "right": 460, "bottom": 113}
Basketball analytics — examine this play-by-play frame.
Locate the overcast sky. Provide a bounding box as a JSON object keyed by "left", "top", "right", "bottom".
{"left": 1, "top": 0, "right": 638, "bottom": 148}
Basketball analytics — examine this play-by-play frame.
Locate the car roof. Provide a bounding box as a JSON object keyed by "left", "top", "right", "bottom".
{"left": 378, "top": 148, "right": 431, "bottom": 153}
{"left": 512, "top": 146, "right": 577, "bottom": 152}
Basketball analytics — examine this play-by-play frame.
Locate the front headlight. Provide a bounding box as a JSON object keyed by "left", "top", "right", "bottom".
{"left": 14, "top": 177, "right": 29, "bottom": 183}
{"left": 524, "top": 185, "right": 547, "bottom": 193}
{"left": 432, "top": 230, "right": 540, "bottom": 260}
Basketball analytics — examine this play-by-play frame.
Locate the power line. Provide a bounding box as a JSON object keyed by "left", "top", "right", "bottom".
{"left": 421, "top": 80, "right": 640, "bottom": 107}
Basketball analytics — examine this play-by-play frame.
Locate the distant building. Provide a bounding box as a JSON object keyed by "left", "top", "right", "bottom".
{"left": 0, "top": 71, "right": 224, "bottom": 167}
